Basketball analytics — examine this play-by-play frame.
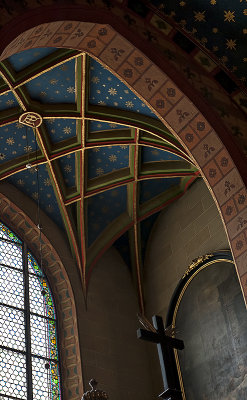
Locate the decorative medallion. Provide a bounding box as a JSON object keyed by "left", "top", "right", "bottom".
{"left": 182, "top": 254, "right": 213, "bottom": 279}
{"left": 19, "top": 112, "right": 43, "bottom": 128}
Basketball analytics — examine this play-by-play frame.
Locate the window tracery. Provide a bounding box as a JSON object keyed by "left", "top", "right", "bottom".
{"left": 0, "top": 221, "right": 61, "bottom": 400}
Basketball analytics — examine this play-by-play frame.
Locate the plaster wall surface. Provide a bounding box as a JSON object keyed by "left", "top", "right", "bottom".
{"left": 144, "top": 178, "right": 230, "bottom": 396}
{"left": 80, "top": 247, "right": 153, "bottom": 400}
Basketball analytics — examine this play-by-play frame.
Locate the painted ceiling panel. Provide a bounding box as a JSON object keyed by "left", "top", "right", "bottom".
{"left": 89, "top": 58, "right": 158, "bottom": 118}
{"left": 0, "top": 123, "right": 37, "bottom": 164}
{"left": 0, "top": 91, "right": 19, "bottom": 110}
{"left": 0, "top": 46, "right": 197, "bottom": 286}
{"left": 43, "top": 118, "right": 77, "bottom": 144}
{"left": 7, "top": 164, "right": 63, "bottom": 229}
{"left": 89, "top": 120, "right": 128, "bottom": 132}
{"left": 139, "top": 177, "right": 180, "bottom": 204}
{"left": 87, "top": 145, "right": 129, "bottom": 179}
{"left": 141, "top": 146, "right": 184, "bottom": 163}
{"left": 8, "top": 48, "right": 58, "bottom": 72}
{"left": 149, "top": 0, "right": 246, "bottom": 81}
{"left": 25, "top": 59, "right": 76, "bottom": 104}
{"left": 87, "top": 185, "right": 127, "bottom": 247}
{"left": 58, "top": 153, "right": 76, "bottom": 189}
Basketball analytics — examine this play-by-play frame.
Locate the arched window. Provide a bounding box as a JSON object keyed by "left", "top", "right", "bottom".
{"left": 0, "top": 221, "right": 61, "bottom": 400}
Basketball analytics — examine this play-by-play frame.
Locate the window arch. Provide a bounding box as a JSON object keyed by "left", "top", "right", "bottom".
{"left": 0, "top": 221, "right": 61, "bottom": 399}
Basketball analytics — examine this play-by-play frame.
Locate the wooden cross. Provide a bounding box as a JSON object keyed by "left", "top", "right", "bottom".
{"left": 137, "top": 315, "right": 184, "bottom": 400}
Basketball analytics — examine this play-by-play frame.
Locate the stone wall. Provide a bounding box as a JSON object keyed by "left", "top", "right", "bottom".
{"left": 144, "top": 178, "right": 230, "bottom": 396}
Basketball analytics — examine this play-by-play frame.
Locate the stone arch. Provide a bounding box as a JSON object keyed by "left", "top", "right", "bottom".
{"left": 0, "top": 191, "right": 83, "bottom": 400}
{"left": 1, "top": 18, "right": 247, "bottom": 306}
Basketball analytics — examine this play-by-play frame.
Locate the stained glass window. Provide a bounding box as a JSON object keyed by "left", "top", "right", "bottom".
{"left": 0, "top": 222, "right": 61, "bottom": 399}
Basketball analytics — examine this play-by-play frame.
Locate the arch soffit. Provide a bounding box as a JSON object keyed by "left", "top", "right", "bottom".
{"left": 1, "top": 20, "right": 247, "bottom": 306}
{"left": 0, "top": 192, "right": 83, "bottom": 400}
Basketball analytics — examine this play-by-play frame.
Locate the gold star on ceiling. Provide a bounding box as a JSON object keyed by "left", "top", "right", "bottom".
{"left": 224, "top": 10, "right": 235, "bottom": 22}
{"left": 226, "top": 39, "right": 237, "bottom": 50}
{"left": 194, "top": 11, "right": 206, "bottom": 22}
{"left": 210, "top": 0, "right": 216, "bottom": 4}
{"left": 179, "top": 1, "right": 186, "bottom": 6}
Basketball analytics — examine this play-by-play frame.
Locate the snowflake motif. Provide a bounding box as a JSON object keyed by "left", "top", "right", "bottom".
{"left": 16, "top": 122, "right": 24, "bottom": 129}
{"left": 47, "top": 118, "right": 55, "bottom": 124}
{"left": 224, "top": 10, "right": 235, "bottom": 22}
{"left": 50, "top": 79, "right": 58, "bottom": 85}
{"left": 24, "top": 145, "right": 32, "bottom": 152}
{"left": 97, "top": 124, "right": 102, "bottom": 128}
{"left": 60, "top": 64, "right": 68, "bottom": 71}
{"left": 17, "top": 179, "right": 24, "bottom": 186}
{"left": 63, "top": 126, "right": 72, "bottom": 135}
{"left": 22, "top": 135, "right": 26, "bottom": 140}
{"left": 108, "top": 87, "right": 117, "bottom": 96}
{"left": 44, "top": 178, "right": 51, "bottom": 186}
{"left": 125, "top": 101, "right": 134, "bottom": 108}
{"left": 12, "top": 151, "right": 17, "bottom": 155}
{"left": 109, "top": 123, "right": 117, "bottom": 128}
{"left": 40, "top": 91, "right": 47, "bottom": 97}
{"left": 92, "top": 147, "right": 100, "bottom": 152}
{"left": 120, "top": 145, "right": 128, "bottom": 149}
{"left": 96, "top": 167, "right": 104, "bottom": 176}
{"left": 109, "top": 154, "right": 117, "bottom": 162}
{"left": 91, "top": 76, "right": 100, "bottom": 84}
{"left": 64, "top": 165, "right": 72, "bottom": 173}
{"left": 6, "top": 99, "right": 14, "bottom": 106}
{"left": 6, "top": 137, "right": 15, "bottom": 145}
{"left": 194, "top": 11, "right": 206, "bottom": 22}
{"left": 67, "top": 86, "right": 75, "bottom": 94}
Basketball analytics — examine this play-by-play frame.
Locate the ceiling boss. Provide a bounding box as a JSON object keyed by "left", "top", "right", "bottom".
{"left": 19, "top": 111, "right": 43, "bottom": 128}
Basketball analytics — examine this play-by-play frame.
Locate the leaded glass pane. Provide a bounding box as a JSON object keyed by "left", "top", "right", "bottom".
{"left": 0, "top": 348, "right": 27, "bottom": 399}
{"left": 0, "top": 265, "right": 24, "bottom": 308}
{"left": 30, "top": 314, "right": 57, "bottom": 360}
{"left": 29, "top": 275, "right": 56, "bottom": 319}
{"left": 32, "top": 357, "right": 60, "bottom": 400}
{"left": 0, "top": 306, "right": 25, "bottom": 351}
{"left": 0, "top": 221, "right": 61, "bottom": 399}
{"left": 0, "top": 240, "right": 22, "bottom": 269}
{"left": 0, "top": 222, "right": 22, "bottom": 244}
{"left": 28, "top": 253, "right": 43, "bottom": 276}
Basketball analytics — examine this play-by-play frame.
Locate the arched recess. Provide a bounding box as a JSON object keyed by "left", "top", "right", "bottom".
{"left": 1, "top": 17, "right": 247, "bottom": 306}
{"left": 0, "top": 191, "right": 83, "bottom": 400}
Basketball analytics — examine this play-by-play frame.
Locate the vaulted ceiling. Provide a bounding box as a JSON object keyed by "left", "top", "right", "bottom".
{"left": 0, "top": 46, "right": 198, "bottom": 303}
